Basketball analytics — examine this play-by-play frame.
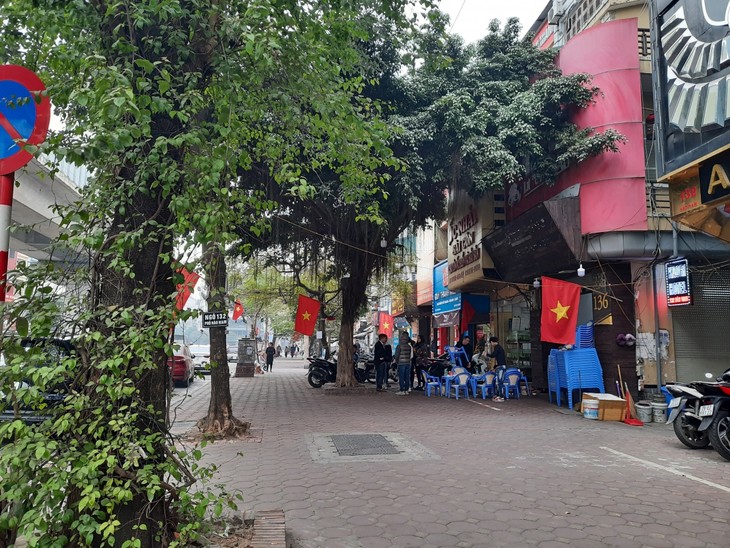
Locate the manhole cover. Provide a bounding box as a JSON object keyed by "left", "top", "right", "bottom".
{"left": 306, "top": 432, "right": 440, "bottom": 463}
{"left": 330, "top": 434, "right": 400, "bottom": 456}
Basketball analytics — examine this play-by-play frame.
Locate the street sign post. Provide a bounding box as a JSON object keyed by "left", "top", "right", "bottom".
{"left": 0, "top": 65, "right": 50, "bottom": 301}
{"left": 202, "top": 312, "right": 229, "bottom": 328}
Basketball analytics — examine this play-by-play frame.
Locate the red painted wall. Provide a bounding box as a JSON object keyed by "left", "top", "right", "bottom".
{"left": 507, "top": 18, "right": 647, "bottom": 234}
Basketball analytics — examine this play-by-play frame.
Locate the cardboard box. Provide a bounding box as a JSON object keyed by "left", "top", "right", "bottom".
{"left": 582, "top": 393, "right": 626, "bottom": 421}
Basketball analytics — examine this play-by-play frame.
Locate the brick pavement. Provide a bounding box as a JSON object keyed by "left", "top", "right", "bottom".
{"left": 173, "top": 359, "right": 730, "bottom": 547}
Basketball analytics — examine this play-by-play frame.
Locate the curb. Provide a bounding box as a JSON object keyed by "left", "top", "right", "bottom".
{"left": 250, "top": 509, "right": 285, "bottom": 548}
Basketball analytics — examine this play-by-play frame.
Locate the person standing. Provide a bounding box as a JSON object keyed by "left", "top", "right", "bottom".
{"left": 265, "top": 342, "right": 276, "bottom": 372}
{"left": 373, "top": 333, "right": 392, "bottom": 392}
{"left": 487, "top": 336, "right": 507, "bottom": 402}
{"left": 394, "top": 330, "right": 413, "bottom": 395}
{"left": 412, "top": 335, "right": 429, "bottom": 390}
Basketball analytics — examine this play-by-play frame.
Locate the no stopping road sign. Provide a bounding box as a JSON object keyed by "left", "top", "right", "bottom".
{"left": 0, "top": 65, "right": 51, "bottom": 175}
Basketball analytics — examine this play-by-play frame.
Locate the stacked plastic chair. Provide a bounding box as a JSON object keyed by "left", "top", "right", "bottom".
{"left": 575, "top": 322, "right": 595, "bottom": 349}
{"left": 554, "top": 348, "right": 605, "bottom": 409}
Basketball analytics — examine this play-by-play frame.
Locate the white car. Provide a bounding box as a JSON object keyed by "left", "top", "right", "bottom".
{"left": 188, "top": 344, "right": 211, "bottom": 375}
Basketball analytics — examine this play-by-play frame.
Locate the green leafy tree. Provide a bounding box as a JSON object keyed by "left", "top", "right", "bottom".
{"left": 0, "top": 0, "right": 430, "bottom": 545}
{"left": 237, "top": 13, "right": 624, "bottom": 388}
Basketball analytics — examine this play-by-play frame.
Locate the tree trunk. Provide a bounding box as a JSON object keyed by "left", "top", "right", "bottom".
{"left": 197, "top": 243, "right": 250, "bottom": 437}
{"left": 335, "top": 314, "right": 356, "bottom": 387}
{"left": 95, "top": 178, "right": 175, "bottom": 547}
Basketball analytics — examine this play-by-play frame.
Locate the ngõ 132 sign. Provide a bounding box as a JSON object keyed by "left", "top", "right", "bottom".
{"left": 665, "top": 258, "right": 692, "bottom": 307}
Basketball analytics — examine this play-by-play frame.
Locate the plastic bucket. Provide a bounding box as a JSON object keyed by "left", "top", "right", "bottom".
{"left": 583, "top": 399, "right": 599, "bottom": 420}
{"left": 635, "top": 401, "right": 653, "bottom": 423}
{"left": 652, "top": 402, "right": 669, "bottom": 423}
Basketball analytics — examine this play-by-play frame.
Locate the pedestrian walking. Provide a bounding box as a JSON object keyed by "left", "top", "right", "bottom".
{"left": 373, "top": 333, "right": 392, "bottom": 392}
{"left": 285, "top": 346, "right": 290, "bottom": 358}
{"left": 394, "top": 330, "right": 413, "bottom": 395}
{"left": 265, "top": 342, "right": 276, "bottom": 372}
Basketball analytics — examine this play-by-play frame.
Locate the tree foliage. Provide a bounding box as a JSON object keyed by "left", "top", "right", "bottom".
{"left": 235, "top": 13, "right": 623, "bottom": 386}
{"left": 0, "top": 0, "right": 430, "bottom": 545}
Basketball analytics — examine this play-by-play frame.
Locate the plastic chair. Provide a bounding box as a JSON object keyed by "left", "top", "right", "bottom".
{"left": 469, "top": 372, "right": 486, "bottom": 398}
{"left": 480, "top": 371, "right": 497, "bottom": 399}
{"left": 448, "top": 371, "right": 471, "bottom": 399}
{"left": 423, "top": 371, "right": 442, "bottom": 397}
{"left": 501, "top": 368, "right": 522, "bottom": 399}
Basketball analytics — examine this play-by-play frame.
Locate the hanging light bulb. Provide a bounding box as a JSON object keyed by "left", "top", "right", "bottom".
{"left": 577, "top": 264, "right": 586, "bottom": 277}
{"left": 380, "top": 238, "right": 387, "bottom": 248}
{"left": 533, "top": 278, "right": 541, "bottom": 289}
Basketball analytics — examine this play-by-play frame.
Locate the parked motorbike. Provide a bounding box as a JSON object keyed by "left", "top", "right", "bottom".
{"left": 666, "top": 368, "right": 730, "bottom": 458}
{"left": 306, "top": 357, "right": 337, "bottom": 388}
{"left": 354, "top": 355, "right": 375, "bottom": 384}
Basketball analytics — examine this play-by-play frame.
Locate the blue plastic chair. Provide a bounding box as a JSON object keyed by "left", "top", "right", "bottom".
{"left": 501, "top": 368, "right": 523, "bottom": 399}
{"left": 423, "top": 371, "right": 442, "bottom": 397}
{"left": 480, "top": 371, "right": 497, "bottom": 399}
{"left": 448, "top": 371, "right": 471, "bottom": 400}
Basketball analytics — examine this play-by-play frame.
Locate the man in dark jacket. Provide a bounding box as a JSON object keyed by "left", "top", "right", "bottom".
{"left": 487, "top": 336, "right": 506, "bottom": 368}
{"left": 373, "top": 333, "right": 392, "bottom": 392}
{"left": 394, "top": 330, "right": 413, "bottom": 395}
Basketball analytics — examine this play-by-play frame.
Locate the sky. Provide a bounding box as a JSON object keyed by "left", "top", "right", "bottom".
{"left": 438, "top": 0, "right": 550, "bottom": 44}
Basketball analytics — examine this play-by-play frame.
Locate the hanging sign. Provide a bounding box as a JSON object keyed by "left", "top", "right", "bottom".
{"left": 665, "top": 258, "right": 692, "bottom": 307}
{"left": 202, "top": 312, "right": 229, "bottom": 328}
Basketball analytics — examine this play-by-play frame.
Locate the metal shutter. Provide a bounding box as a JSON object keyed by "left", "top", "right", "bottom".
{"left": 671, "top": 268, "right": 730, "bottom": 382}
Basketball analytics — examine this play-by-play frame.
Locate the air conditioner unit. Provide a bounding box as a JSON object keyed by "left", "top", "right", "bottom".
{"left": 548, "top": 8, "right": 562, "bottom": 25}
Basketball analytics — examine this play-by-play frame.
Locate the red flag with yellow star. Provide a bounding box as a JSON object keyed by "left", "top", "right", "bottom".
{"left": 294, "top": 294, "right": 320, "bottom": 336}
{"left": 232, "top": 299, "right": 244, "bottom": 321}
{"left": 378, "top": 311, "right": 394, "bottom": 339}
{"left": 540, "top": 277, "right": 581, "bottom": 344}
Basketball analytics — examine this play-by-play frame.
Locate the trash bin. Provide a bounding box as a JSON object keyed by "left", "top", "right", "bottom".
{"left": 235, "top": 338, "right": 256, "bottom": 377}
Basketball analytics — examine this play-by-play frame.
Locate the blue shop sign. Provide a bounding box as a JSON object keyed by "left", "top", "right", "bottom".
{"left": 433, "top": 260, "right": 461, "bottom": 315}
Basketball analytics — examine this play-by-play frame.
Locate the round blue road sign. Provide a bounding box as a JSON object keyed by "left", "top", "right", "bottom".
{"left": 0, "top": 65, "right": 50, "bottom": 175}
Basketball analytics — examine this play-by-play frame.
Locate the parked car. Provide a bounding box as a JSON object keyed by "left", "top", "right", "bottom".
{"left": 227, "top": 344, "right": 238, "bottom": 363}
{"left": 167, "top": 343, "right": 195, "bottom": 387}
{"left": 0, "top": 338, "right": 75, "bottom": 425}
{"left": 188, "top": 344, "right": 212, "bottom": 375}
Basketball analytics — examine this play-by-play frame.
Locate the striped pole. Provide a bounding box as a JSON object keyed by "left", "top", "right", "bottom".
{"left": 0, "top": 172, "right": 14, "bottom": 302}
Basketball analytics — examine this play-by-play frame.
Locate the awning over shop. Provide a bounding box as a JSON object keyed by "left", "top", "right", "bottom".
{"left": 482, "top": 197, "right": 582, "bottom": 282}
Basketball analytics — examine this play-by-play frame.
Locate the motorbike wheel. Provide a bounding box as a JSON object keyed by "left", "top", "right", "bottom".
{"left": 307, "top": 369, "right": 326, "bottom": 388}
{"left": 367, "top": 368, "right": 376, "bottom": 383}
{"left": 673, "top": 409, "right": 710, "bottom": 449}
{"left": 708, "top": 409, "right": 730, "bottom": 461}
{"left": 353, "top": 369, "right": 366, "bottom": 383}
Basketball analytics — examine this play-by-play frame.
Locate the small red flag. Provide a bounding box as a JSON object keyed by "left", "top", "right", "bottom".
{"left": 175, "top": 267, "right": 200, "bottom": 311}
{"left": 540, "top": 277, "right": 582, "bottom": 344}
{"left": 294, "top": 294, "right": 320, "bottom": 336}
{"left": 378, "top": 311, "right": 394, "bottom": 339}
{"left": 232, "top": 299, "right": 244, "bottom": 321}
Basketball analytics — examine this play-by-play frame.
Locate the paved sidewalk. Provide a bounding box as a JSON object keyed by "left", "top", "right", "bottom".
{"left": 173, "top": 360, "right": 730, "bottom": 547}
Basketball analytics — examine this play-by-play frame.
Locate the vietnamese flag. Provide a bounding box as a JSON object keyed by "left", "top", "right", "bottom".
{"left": 540, "top": 277, "right": 582, "bottom": 344}
{"left": 294, "top": 294, "right": 320, "bottom": 336}
{"left": 175, "top": 267, "right": 200, "bottom": 311}
{"left": 232, "top": 299, "right": 244, "bottom": 321}
{"left": 378, "top": 311, "right": 394, "bottom": 339}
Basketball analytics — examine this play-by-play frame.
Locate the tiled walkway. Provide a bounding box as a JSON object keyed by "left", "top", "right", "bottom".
{"left": 173, "top": 359, "right": 730, "bottom": 547}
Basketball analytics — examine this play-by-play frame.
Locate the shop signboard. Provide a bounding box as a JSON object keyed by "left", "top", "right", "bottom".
{"left": 669, "top": 176, "right": 702, "bottom": 215}
{"left": 433, "top": 260, "right": 461, "bottom": 315}
{"left": 699, "top": 148, "right": 730, "bottom": 206}
{"left": 447, "top": 196, "right": 483, "bottom": 290}
{"left": 665, "top": 258, "right": 692, "bottom": 307}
